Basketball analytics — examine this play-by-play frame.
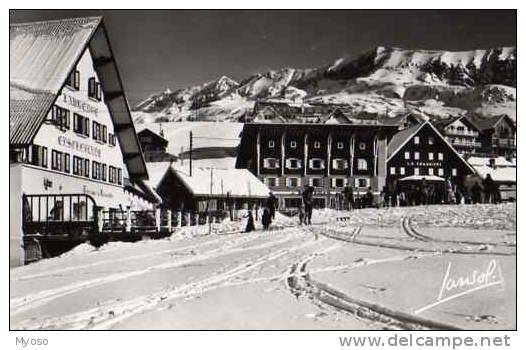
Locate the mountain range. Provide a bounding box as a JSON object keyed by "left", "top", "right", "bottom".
{"left": 132, "top": 46, "right": 516, "bottom": 124}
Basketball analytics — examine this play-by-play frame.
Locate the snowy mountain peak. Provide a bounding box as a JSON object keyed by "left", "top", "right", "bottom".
{"left": 133, "top": 45, "right": 516, "bottom": 124}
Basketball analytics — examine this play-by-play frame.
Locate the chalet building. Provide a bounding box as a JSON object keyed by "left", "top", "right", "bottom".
{"left": 386, "top": 121, "right": 475, "bottom": 189}
{"left": 10, "top": 17, "right": 158, "bottom": 266}
{"left": 236, "top": 118, "right": 399, "bottom": 208}
{"left": 137, "top": 127, "right": 177, "bottom": 162}
{"left": 156, "top": 165, "right": 269, "bottom": 213}
{"left": 467, "top": 156, "right": 516, "bottom": 201}
{"left": 468, "top": 114, "right": 516, "bottom": 157}
{"left": 433, "top": 116, "right": 482, "bottom": 154}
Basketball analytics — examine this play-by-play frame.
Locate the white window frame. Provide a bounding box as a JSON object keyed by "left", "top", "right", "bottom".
{"left": 428, "top": 168, "right": 434, "bottom": 176}
{"left": 400, "top": 167, "right": 406, "bottom": 175}
{"left": 438, "top": 168, "right": 444, "bottom": 176}
{"left": 314, "top": 141, "right": 321, "bottom": 149}
{"left": 268, "top": 140, "right": 275, "bottom": 148}
{"left": 390, "top": 167, "right": 396, "bottom": 175}
{"left": 357, "top": 158, "right": 368, "bottom": 171}
{"left": 263, "top": 158, "right": 280, "bottom": 169}
{"left": 414, "top": 152, "right": 420, "bottom": 160}
{"left": 452, "top": 168, "right": 457, "bottom": 176}
{"left": 438, "top": 152, "right": 444, "bottom": 161}
{"left": 428, "top": 136, "right": 434, "bottom": 145}
{"left": 286, "top": 158, "right": 302, "bottom": 170}
{"left": 309, "top": 158, "right": 325, "bottom": 170}
{"left": 290, "top": 141, "right": 297, "bottom": 149}
{"left": 332, "top": 158, "right": 348, "bottom": 170}
{"left": 428, "top": 152, "right": 434, "bottom": 160}
{"left": 286, "top": 177, "right": 301, "bottom": 188}
{"left": 414, "top": 136, "right": 420, "bottom": 145}
{"left": 414, "top": 168, "right": 420, "bottom": 175}
{"left": 332, "top": 178, "right": 346, "bottom": 188}
{"left": 355, "top": 178, "right": 370, "bottom": 188}
{"left": 404, "top": 151, "right": 410, "bottom": 160}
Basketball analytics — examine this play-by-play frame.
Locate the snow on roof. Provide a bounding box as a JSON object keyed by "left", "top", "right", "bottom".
{"left": 472, "top": 165, "right": 516, "bottom": 183}
{"left": 387, "top": 123, "right": 422, "bottom": 159}
{"left": 168, "top": 165, "right": 270, "bottom": 198}
{"left": 145, "top": 162, "right": 173, "bottom": 188}
{"left": 468, "top": 156, "right": 515, "bottom": 167}
{"left": 10, "top": 17, "right": 101, "bottom": 145}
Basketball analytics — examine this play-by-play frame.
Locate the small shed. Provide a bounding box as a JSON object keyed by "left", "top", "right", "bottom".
{"left": 156, "top": 165, "right": 270, "bottom": 213}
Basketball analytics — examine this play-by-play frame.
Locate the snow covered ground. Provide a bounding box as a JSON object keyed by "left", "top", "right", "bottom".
{"left": 10, "top": 204, "right": 515, "bottom": 330}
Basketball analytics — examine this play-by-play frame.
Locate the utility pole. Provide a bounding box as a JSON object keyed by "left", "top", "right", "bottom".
{"left": 208, "top": 168, "right": 214, "bottom": 235}
{"left": 189, "top": 131, "right": 193, "bottom": 176}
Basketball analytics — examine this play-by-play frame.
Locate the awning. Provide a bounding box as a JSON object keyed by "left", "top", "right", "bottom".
{"left": 398, "top": 175, "right": 445, "bottom": 182}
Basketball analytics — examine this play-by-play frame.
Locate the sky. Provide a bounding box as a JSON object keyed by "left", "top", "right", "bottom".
{"left": 10, "top": 10, "right": 516, "bottom": 107}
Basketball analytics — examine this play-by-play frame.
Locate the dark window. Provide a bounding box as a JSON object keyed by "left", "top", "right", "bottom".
{"left": 73, "top": 113, "right": 89, "bottom": 137}
{"left": 109, "top": 133, "right": 117, "bottom": 146}
{"left": 88, "top": 77, "right": 102, "bottom": 101}
{"left": 84, "top": 159, "right": 90, "bottom": 178}
{"left": 102, "top": 125, "right": 107, "bottom": 143}
{"left": 109, "top": 166, "right": 115, "bottom": 183}
{"left": 101, "top": 164, "right": 107, "bottom": 181}
{"left": 65, "top": 69, "right": 80, "bottom": 90}
{"left": 64, "top": 154, "right": 70, "bottom": 173}
{"left": 117, "top": 168, "right": 122, "bottom": 185}
{"left": 51, "top": 150, "right": 63, "bottom": 171}
{"left": 51, "top": 105, "right": 70, "bottom": 130}
{"left": 73, "top": 156, "right": 82, "bottom": 175}
{"left": 30, "top": 146, "right": 48, "bottom": 168}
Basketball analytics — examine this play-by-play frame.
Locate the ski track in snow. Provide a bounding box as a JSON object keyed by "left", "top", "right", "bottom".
{"left": 10, "top": 230, "right": 301, "bottom": 317}
{"left": 15, "top": 234, "right": 324, "bottom": 330}
{"left": 10, "top": 235, "right": 230, "bottom": 282}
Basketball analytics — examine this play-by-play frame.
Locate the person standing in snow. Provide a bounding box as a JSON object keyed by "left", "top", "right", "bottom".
{"left": 471, "top": 182, "right": 483, "bottom": 204}
{"left": 482, "top": 174, "right": 495, "bottom": 204}
{"left": 244, "top": 208, "right": 255, "bottom": 232}
{"left": 261, "top": 206, "right": 271, "bottom": 230}
{"left": 301, "top": 185, "right": 314, "bottom": 225}
{"left": 298, "top": 203, "right": 305, "bottom": 225}
{"left": 266, "top": 192, "right": 278, "bottom": 220}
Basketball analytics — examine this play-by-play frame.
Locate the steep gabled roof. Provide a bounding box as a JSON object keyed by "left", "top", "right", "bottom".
{"left": 10, "top": 17, "right": 102, "bottom": 144}
{"left": 137, "top": 128, "right": 169, "bottom": 147}
{"left": 467, "top": 114, "right": 516, "bottom": 131}
{"left": 387, "top": 121, "right": 475, "bottom": 174}
{"left": 10, "top": 17, "right": 149, "bottom": 180}
{"left": 387, "top": 123, "right": 422, "bottom": 159}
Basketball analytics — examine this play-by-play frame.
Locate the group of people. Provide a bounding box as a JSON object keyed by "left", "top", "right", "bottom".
{"left": 244, "top": 191, "right": 278, "bottom": 232}
{"left": 380, "top": 174, "right": 502, "bottom": 207}
{"left": 244, "top": 174, "right": 503, "bottom": 232}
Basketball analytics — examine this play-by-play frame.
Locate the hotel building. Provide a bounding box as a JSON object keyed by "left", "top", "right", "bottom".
{"left": 10, "top": 17, "right": 158, "bottom": 266}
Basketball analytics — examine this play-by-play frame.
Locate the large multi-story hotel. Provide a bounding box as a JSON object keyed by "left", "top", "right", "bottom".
{"left": 9, "top": 17, "right": 158, "bottom": 266}
{"left": 236, "top": 114, "right": 476, "bottom": 208}
{"left": 235, "top": 117, "right": 399, "bottom": 208}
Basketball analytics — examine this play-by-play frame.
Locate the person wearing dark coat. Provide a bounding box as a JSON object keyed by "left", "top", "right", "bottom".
{"left": 482, "top": 174, "right": 495, "bottom": 204}
{"left": 343, "top": 185, "right": 354, "bottom": 210}
{"left": 262, "top": 207, "right": 271, "bottom": 230}
{"left": 266, "top": 192, "right": 278, "bottom": 220}
{"left": 471, "top": 182, "right": 483, "bottom": 204}
{"left": 365, "top": 187, "right": 374, "bottom": 208}
{"left": 244, "top": 209, "right": 255, "bottom": 232}
{"left": 301, "top": 185, "right": 314, "bottom": 225}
